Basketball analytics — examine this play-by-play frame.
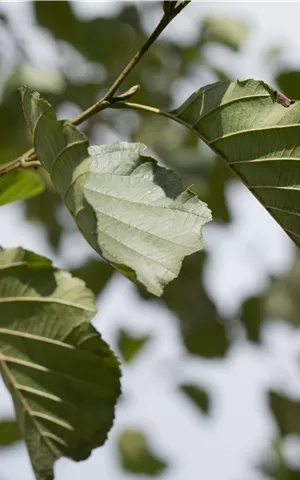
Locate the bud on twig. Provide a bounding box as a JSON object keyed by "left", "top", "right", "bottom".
{"left": 111, "top": 85, "right": 140, "bottom": 103}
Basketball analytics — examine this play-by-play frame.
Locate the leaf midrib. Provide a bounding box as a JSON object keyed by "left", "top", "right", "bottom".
{"left": 0, "top": 296, "right": 95, "bottom": 312}
{"left": 0, "top": 354, "right": 61, "bottom": 458}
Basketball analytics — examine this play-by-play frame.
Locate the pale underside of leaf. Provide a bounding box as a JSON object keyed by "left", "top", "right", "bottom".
{"left": 0, "top": 248, "right": 121, "bottom": 480}
{"left": 173, "top": 79, "right": 300, "bottom": 247}
{"left": 21, "top": 86, "right": 211, "bottom": 297}
{"left": 84, "top": 143, "right": 212, "bottom": 296}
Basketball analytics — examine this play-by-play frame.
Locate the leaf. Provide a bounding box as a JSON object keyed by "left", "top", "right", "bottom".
{"left": 240, "top": 295, "right": 265, "bottom": 344}
{"left": 21, "top": 87, "right": 212, "bottom": 297}
{"left": 138, "top": 251, "right": 229, "bottom": 358}
{"left": 265, "top": 254, "right": 300, "bottom": 327}
{"left": 118, "top": 429, "right": 167, "bottom": 476}
{"left": 0, "top": 247, "right": 121, "bottom": 480}
{"left": 202, "top": 16, "right": 248, "bottom": 51}
{"left": 276, "top": 71, "right": 300, "bottom": 100}
{"left": 0, "top": 420, "right": 22, "bottom": 446}
{"left": 71, "top": 259, "right": 113, "bottom": 297}
{"left": 179, "top": 384, "right": 210, "bottom": 415}
{"left": 117, "top": 329, "right": 150, "bottom": 363}
{"left": 269, "top": 391, "right": 300, "bottom": 437}
{"left": 25, "top": 188, "right": 63, "bottom": 251}
{"left": 0, "top": 169, "right": 44, "bottom": 206}
{"left": 173, "top": 79, "right": 300, "bottom": 248}
{"left": 261, "top": 463, "right": 300, "bottom": 480}
{"left": 85, "top": 143, "right": 211, "bottom": 296}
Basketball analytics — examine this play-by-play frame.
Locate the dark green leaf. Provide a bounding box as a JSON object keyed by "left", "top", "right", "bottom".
{"left": 265, "top": 254, "right": 300, "bottom": 327}
{"left": 118, "top": 429, "right": 167, "bottom": 476}
{"left": 25, "top": 188, "right": 63, "bottom": 251}
{"left": 173, "top": 79, "right": 300, "bottom": 248}
{"left": 276, "top": 71, "right": 300, "bottom": 101}
{"left": 240, "top": 295, "right": 265, "bottom": 343}
{"left": 138, "top": 251, "right": 229, "bottom": 358}
{"left": 117, "top": 329, "right": 150, "bottom": 363}
{"left": 179, "top": 384, "right": 210, "bottom": 414}
{"left": 0, "top": 247, "right": 121, "bottom": 480}
{"left": 0, "top": 420, "right": 22, "bottom": 447}
{"left": 71, "top": 259, "right": 113, "bottom": 297}
{"left": 269, "top": 391, "right": 300, "bottom": 437}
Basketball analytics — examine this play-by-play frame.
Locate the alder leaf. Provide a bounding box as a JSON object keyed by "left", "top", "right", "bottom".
{"left": 118, "top": 429, "right": 167, "bottom": 476}
{"left": 0, "top": 419, "right": 22, "bottom": 446}
{"left": 20, "top": 86, "right": 211, "bottom": 296}
{"left": 84, "top": 143, "right": 211, "bottom": 296}
{"left": 202, "top": 16, "right": 248, "bottom": 52}
{"left": 173, "top": 79, "right": 300, "bottom": 247}
{"left": 0, "top": 169, "right": 44, "bottom": 206}
{"left": 0, "top": 247, "right": 121, "bottom": 480}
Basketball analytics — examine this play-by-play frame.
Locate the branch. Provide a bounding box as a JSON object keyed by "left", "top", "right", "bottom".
{"left": 71, "top": 2, "right": 190, "bottom": 126}
{"left": 0, "top": 1, "right": 190, "bottom": 178}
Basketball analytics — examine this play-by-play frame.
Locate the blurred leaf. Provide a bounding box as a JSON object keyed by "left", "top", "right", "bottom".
{"left": 276, "top": 71, "right": 300, "bottom": 100}
{"left": 269, "top": 391, "right": 300, "bottom": 437}
{"left": 118, "top": 429, "right": 167, "bottom": 476}
{"left": 0, "top": 420, "right": 22, "bottom": 447}
{"left": 179, "top": 384, "right": 210, "bottom": 414}
{"left": 199, "top": 157, "right": 232, "bottom": 223}
{"left": 259, "top": 439, "right": 300, "bottom": 480}
{"left": 0, "top": 247, "right": 121, "bottom": 480}
{"left": 261, "top": 463, "right": 300, "bottom": 480}
{"left": 265, "top": 254, "right": 300, "bottom": 327}
{"left": 34, "top": 3, "right": 178, "bottom": 109}
{"left": 0, "top": 169, "right": 44, "bottom": 206}
{"left": 3, "top": 66, "right": 66, "bottom": 97}
{"left": 240, "top": 295, "right": 265, "bottom": 343}
{"left": 138, "top": 251, "right": 229, "bottom": 358}
{"left": 25, "top": 187, "right": 63, "bottom": 251}
{"left": 202, "top": 16, "right": 248, "bottom": 51}
{"left": 117, "top": 329, "right": 150, "bottom": 363}
{"left": 71, "top": 259, "right": 113, "bottom": 297}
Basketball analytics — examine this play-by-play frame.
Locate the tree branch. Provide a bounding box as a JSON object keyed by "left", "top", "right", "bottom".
{"left": 0, "top": 2, "right": 190, "bottom": 178}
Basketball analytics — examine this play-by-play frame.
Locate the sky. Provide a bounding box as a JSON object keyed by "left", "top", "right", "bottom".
{"left": 1, "top": 2, "right": 300, "bottom": 480}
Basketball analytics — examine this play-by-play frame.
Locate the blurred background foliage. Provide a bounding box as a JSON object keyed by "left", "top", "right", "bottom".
{"left": 1, "top": 2, "right": 300, "bottom": 480}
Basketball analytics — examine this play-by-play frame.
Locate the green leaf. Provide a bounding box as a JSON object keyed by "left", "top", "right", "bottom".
{"left": 117, "top": 329, "right": 150, "bottom": 363}
{"left": 0, "top": 420, "right": 22, "bottom": 446}
{"left": 0, "top": 169, "right": 44, "bottom": 206}
{"left": 173, "top": 79, "right": 300, "bottom": 248}
{"left": 21, "top": 86, "right": 211, "bottom": 297}
{"left": 179, "top": 384, "right": 210, "bottom": 415}
{"left": 269, "top": 391, "right": 300, "bottom": 437}
{"left": 276, "top": 71, "right": 300, "bottom": 100}
{"left": 261, "top": 463, "right": 300, "bottom": 480}
{"left": 118, "top": 429, "right": 167, "bottom": 476}
{"left": 265, "top": 254, "right": 300, "bottom": 327}
{"left": 240, "top": 295, "right": 265, "bottom": 344}
{"left": 85, "top": 143, "right": 211, "bottom": 296}
{"left": 202, "top": 16, "right": 248, "bottom": 51}
{"left": 0, "top": 247, "right": 121, "bottom": 480}
{"left": 25, "top": 187, "right": 63, "bottom": 252}
{"left": 138, "top": 252, "right": 229, "bottom": 358}
{"left": 71, "top": 259, "right": 113, "bottom": 297}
